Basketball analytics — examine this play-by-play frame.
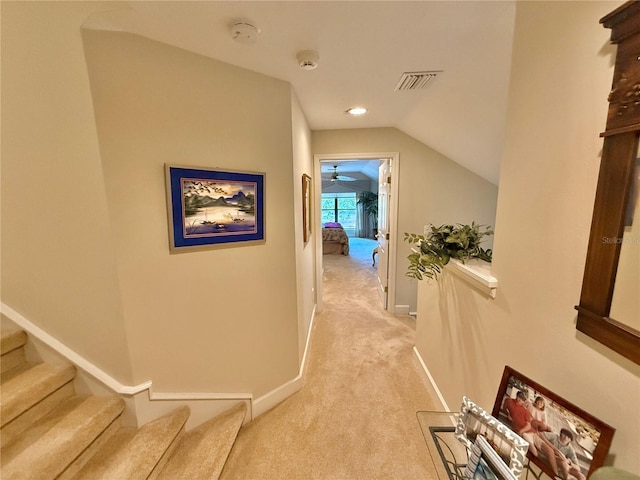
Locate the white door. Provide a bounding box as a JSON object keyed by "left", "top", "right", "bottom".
{"left": 376, "top": 159, "right": 391, "bottom": 309}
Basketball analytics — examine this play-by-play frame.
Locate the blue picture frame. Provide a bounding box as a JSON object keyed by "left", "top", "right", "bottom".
{"left": 165, "top": 164, "right": 265, "bottom": 251}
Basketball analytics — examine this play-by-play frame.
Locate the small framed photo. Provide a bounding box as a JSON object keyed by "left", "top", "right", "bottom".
{"left": 165, "top": 165, "right": 265, "bottom": 252}
{"left": 455, "top": 396, "right": 529, "bottom": 479}
{"left": 302, "top": 174, "right": 312, "bottom": 243}
{"left": 492, "top": 366, "right": 615, "bottom": 480}
{"left": 464, "top": 435, "right": 518, "bottom": 480}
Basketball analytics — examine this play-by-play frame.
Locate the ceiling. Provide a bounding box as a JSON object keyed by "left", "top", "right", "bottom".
{"left": 320, "top": 160, "right": 381, "bottom": 184}
{"left": 84, "top": 1, "right": 517, "bottom": 185}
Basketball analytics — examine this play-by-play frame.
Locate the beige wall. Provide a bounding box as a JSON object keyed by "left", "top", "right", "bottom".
{"left": 2, "top": 1, "right": 305, "bottom": 401}
{"left": 81, "top": 29, "right": 300, "bottom": 395}
{"left": 1, "top": 1, "right": 135, "bottom": 383}
{"left": 291, "top": 90, "right": 317, "bottom": 361}
{"left": 312, "top": 128, "right": 498, "bottom": 312}
{"left": 416, "top": 1, "right": 640, "bottom": 473}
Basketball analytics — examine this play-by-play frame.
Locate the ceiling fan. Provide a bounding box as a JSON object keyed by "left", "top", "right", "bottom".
{"left": 329, "top": 165, "right": 357, "bottom": 182}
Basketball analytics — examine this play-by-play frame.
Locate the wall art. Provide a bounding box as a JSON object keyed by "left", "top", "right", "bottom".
{"left": 165, "top": 165, "right": 265, "bottom": 251}
{"left": 492, "top": 366, "right": 615, "bottom": 480}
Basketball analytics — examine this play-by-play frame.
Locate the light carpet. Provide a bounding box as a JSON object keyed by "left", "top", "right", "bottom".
{"left": 220, "top": 237, "right": 441, "bottom": 480}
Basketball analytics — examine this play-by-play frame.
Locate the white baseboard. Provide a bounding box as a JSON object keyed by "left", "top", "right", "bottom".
{"left": 253, "top": 304, "right": 316, "bottom": 418}
{"left": 394, "top": 305, "right": 410, "bottom": 315}
{"left": 252, "top": 375, "right": 302, "bottom": 418}
{"left": 135, "top": 391, "right": 252, "bottom": 430}
{"left": 412, "top": 346, "right": 450, "bottom": 412}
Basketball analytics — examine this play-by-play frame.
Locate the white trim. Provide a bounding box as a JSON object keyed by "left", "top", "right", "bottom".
{"left": 1, "top": 303, "right": 152, "bottom": 395}
{"left": 313, "top": 157, "right": 324, "bottom": 312}
{"left": 299, "top": 304, "right": 316, "bottom": 376}
{"left": 447, "top": 259, "right": 498, "bottom": 299}
{"left": 413, "top": 346, "right": 450, "bottom": 412}
{"left": 149, "top": 391, "right": 252, "bottom": 401}
{"left": 387, "top": 153, "right": 400, "bottom": 314}
{"left": 147, "top": 390, "right": 253, "bottom": 425}
{"left": 252, "top": 305, "right": 316, "bottom": 418}
{"left": 252, "top": 376, "right": 302, "bottom": 418}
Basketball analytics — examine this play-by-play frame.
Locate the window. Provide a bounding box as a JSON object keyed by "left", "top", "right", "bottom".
{"left": 321, "top": 193, "right": 357, "bottom": 230}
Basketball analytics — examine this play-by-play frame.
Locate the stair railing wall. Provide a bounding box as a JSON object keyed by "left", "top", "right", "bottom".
{"left": 2, "top": 302, "right": 315, "bottom": 429}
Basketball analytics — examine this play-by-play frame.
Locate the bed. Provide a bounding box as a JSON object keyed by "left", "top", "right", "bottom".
{"left": 322, "top": 223, "right": 349, "bottom": 255}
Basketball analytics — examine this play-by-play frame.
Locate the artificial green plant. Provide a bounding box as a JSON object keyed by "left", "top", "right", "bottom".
{"left": 404, "top": 222, "right": 493, "bottom": 281}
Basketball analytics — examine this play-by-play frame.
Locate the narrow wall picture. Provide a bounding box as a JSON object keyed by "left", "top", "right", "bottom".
{"left": 165, "top": 165, "right": 265, "bottom": 251}
{"left": 302, "top": 174, "right": 312, "bottom": 243}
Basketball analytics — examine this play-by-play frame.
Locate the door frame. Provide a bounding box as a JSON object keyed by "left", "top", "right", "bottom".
{"left": 313, "top": 152, "right": 400, "bottom": 313}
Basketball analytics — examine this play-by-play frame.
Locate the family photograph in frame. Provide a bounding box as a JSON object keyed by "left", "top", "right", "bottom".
{"left": 455, "top": 396, "right": 529, "bottom": 479}
{"left": 165, "top": 165, "right": 265, "bottom": 251}
{"left": 492, "top": 366, "right": 615, "bottom": 480}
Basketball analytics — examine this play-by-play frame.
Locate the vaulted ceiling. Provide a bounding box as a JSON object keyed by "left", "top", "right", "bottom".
{"left": 85, "top": 1, "right": 517, "bottom": 185}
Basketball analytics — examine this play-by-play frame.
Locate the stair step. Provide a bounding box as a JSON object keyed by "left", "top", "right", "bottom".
{"left": 0, "top": 325, "right": 27, "bottom": 356}
{"left": 1, "top": 348, "right": 27, "bottom": 376}
{"left": 0, "top": 321, "right": 247, "bottom": 480}
{"left": 1, "top": 381, "right": 75, "bottom": 449}
{"left": 158, "top": 403, "right": 247, "bottom": 480}
{"left": 1, "top": 362, "right": 76, "bottom": 427}
{"left": 0, "top": 360, "right": 35, "bottom": 382}
{"left": 0, "top": 327, "right": 28, "bottom": 376}
{"left": 71, "top": 405, "right": 190, "bottom": 479}
{"left": 65, "top": 426, "right": 137, "bottom": 479}
{"left": 1, "top": 395, "right": 125, "bottom": 480}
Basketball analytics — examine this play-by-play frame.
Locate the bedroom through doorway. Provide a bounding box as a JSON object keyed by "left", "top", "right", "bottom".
{"left": 320, "top": 160, "right": 380, "bottom": 239}
{"left": 314, "top": 154, "right": 398, "bottom": 313}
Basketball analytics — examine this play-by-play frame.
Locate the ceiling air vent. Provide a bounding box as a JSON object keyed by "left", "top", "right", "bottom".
{"left": 394, "top": 71, "right": 441, "bottom": 91}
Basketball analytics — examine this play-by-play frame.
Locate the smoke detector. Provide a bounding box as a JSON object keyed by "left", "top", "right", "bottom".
{"left": 230, "top": 19, "right": 260, "bottom": 45}
{"left": 296, "top": 50, "right": 319, "bottom": 70}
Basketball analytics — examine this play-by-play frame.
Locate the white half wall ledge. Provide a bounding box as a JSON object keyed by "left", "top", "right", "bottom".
{"left": 447, "top": 259, "right": 498, "bottom": 299}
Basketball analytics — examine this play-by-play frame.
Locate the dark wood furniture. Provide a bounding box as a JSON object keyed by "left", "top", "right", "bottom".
{"left": 576, "top": 1, "right": 640, "bottom": 364}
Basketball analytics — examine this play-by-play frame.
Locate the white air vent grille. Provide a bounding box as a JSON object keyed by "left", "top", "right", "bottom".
{"left": 395, "top": 71, "right": 441, "bottom": 91}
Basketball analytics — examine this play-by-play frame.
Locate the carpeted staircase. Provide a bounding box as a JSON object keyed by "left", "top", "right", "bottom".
{"left": 0, "top": 322, "right": 247, "bottom": 479}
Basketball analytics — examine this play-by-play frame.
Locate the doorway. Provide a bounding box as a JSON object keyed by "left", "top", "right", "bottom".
{"left": 313, "top": 152, "right": 399, "bottom": 314}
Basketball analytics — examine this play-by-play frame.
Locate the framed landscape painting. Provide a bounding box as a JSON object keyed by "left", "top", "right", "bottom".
{"left": 165, "top": 165, "right": 265, "bottom": 251}
{"left": 492, "top": 366, "right": 615, "bottom": 480}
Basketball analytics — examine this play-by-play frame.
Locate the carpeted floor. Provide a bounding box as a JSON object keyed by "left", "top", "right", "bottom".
{"left": 219, "top": 237, "right": 441, "bottom": 479}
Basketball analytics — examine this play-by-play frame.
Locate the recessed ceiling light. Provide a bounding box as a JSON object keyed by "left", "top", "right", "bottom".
{"left": 346, "top": 107, "right": 367, "bottom": 116}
